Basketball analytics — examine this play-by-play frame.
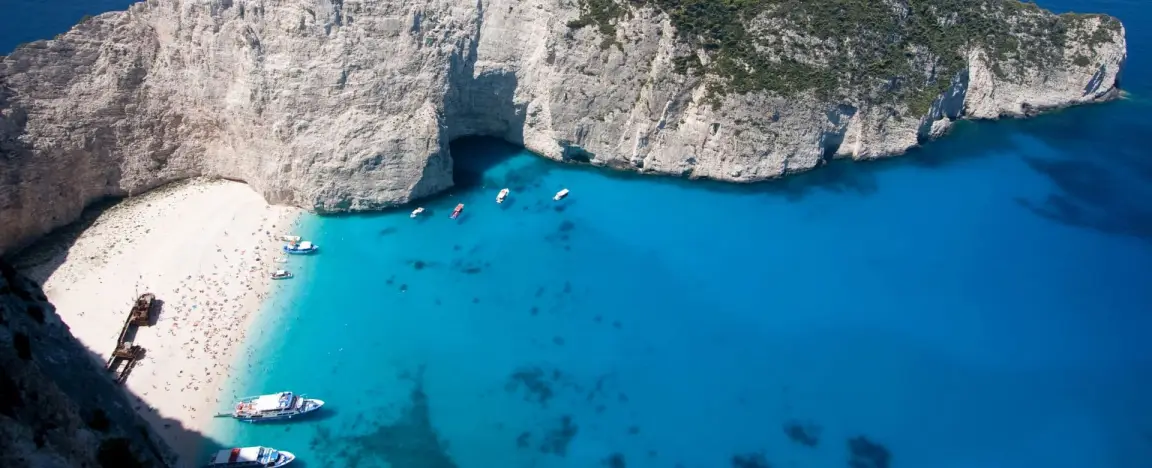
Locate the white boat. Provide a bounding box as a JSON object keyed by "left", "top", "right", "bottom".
{"left": 282, "top": 241, "right": 318, "bottom": 255}
{"left": 411, "top": 207, "right": 425, "bottom": 218}
{"left": 232, "top": 391, "right": 324, "bottom": 423}
{"left": 270, "top": 270, "right": 293, "bottom": 280}
{"left": 553, "top": 188, "right": 569, "bottom": 201}
{"left": 206, "top": 446, "right": 294, "bottom": 467}
{"left": 497, "top": 188, "right": 510, "bottom": 204}
{"left": 279, "top": 235, "right": 301, "bottom": 242}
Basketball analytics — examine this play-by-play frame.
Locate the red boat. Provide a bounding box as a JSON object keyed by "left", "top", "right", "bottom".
{"left": 450, "top": 203, "right": 464, "bottom": 220}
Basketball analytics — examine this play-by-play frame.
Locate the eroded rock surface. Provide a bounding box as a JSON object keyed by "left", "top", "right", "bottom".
{"left": 0, "top": 260, "right": 177, "bottom": 467}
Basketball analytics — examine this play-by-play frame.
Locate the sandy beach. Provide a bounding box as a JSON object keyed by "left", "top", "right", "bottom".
{"left": 14, "top": 179, "right": 303, "bottom": 464}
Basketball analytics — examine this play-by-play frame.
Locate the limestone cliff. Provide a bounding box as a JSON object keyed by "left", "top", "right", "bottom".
{"left": 0, "top": 260, "right": 178, "bottom": 467}
{"left": 0, "top": 0, "right": 1126, "bottom": 253}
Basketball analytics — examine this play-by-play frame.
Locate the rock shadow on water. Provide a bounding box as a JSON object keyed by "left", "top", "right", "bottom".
{"left": 847, "top": 436, "right": 891, "bottom": 468}
{"left": 782, "top": 419, "right": 822, "bottom": 447}
{"left": 309, "top": 367, "right": 458, "bottom": 468}
{"left": 1017, "top": 154, "right": 1152, "bottom": 242}
{"left": 731, "top": 451, "right": 772, "bottom": 468}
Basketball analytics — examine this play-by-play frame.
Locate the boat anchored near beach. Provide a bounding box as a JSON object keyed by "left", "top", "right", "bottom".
{"left": 554, "top": 188, "right": 569, "bottom": 201}
{"left": 497, "top": 188, "right": 510, "bottom": 204}
{"left": 270, "top": 269, "right": 293, "bottom": 280}
{"left": 451, "top": 203, "right": 464, "bottom": 220}
{"left": 282, "top": 241, "right": 318, "bottom": 255}
{"left": 206, "top": 446, "right": 295, "bottom": 467}
{"left": 411, "top": 207, "right": 425, "bottom": 218}
{"left": 229, "top": 391, "right": 324, "bottom": 423}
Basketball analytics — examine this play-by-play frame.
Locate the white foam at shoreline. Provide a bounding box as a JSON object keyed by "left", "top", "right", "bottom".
{"left": 16, "top": 179, "right": 303, "bottom": 465}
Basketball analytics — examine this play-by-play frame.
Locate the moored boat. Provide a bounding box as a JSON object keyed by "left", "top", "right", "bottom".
{"left": 553, "top": 188, "right": 569, "bottom": 201}
{"left": 205, "top": 446, "right": 295, "bottom": 467}
{"left": 497, "top": 188, "right": 510, "bottom": 204}
{"left": 282, "top": 241, "right": 318, "bottom": 255}
{"left": 411, "top": 207, "right": 425, "bottom": 218}
{"left": 279, "top": 235, "right": 301, "bottom": 243}
{"left": 451, "top": 203, "right": 464, "bottom": 220}
{"left": 270, "top": 270, "right": 293, "bottom": 280}
{"left": 232, "top": 391, "right": 324, "bottom": 423}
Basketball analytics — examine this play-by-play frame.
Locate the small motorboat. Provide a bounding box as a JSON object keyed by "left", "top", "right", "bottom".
{"left": 279, "top": 235, "right": 301, "bottom": 242}
{"left": 497, "top": 188, "right": 510, "bottom": 204}
{"left": 271, "top": 270, "right": 293, "bottom": 280}
{"left": 553, "top": 188, "right": 569, "bottom": 201}
{"left": 283, "top": 241, "right": 318, "bottom": 255}
{"left": 411, "top": 207, "right": 425, "bottom": 218}
{"left": 450, "top": 203, "right": 464, "bottom": 220}
{"left": 206, "top": 446, "right": 295, "bottom": 467}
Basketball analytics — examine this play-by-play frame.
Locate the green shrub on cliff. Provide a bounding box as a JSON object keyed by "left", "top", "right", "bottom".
{"left": 572, "top": 0, "right": 1121, "bottom": 115}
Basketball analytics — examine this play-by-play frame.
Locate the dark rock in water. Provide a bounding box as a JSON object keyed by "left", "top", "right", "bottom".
{"left": 612, "top": 321, "right": 621, "bottom": 329}
{"left": 595, "top": 404, "right": 606, "bottom": 413}
{"left": 516, "top": 431, "right": 532, "bottom": 448}
{"left": 647, "top": 450, "right": 657, "bottom": 458}
{"left": 782, "top": 420, "right": 821, "bottom": 447}
{"left": 594, "top": 315, "right": 602, "bottom": 323}
{"left": 627, "top": 425, "right": 640, "bottom": 435}
{"left": 386, "top": 276, "right": 395, "bottom": 285}
{"left": 551, "top": 369, "right": 562, "bottom": 380}
{"left": 552, "top": 336, "right": 565, "bottom": 346}
{"left": 848, "top": 436, "right": 891, "bottom": 468}
{"left": 413, "top": 260, "right": 426, "bottom": 270}
{"left": 538, "top": 415, "right": 579, "bottom": 456}
{"left": 530, "top": 307, "right": 539, "bottom": 316}
{"left": 731, "top": 452, "right": 771, "bottom": 468}
{"left": 435, "top": 299, "right": 442, "bottom": 306}
{"left": 602, "top": 452, "right": 626, "bottom": 468}
{"left": 535, "top": 286, "right": 546, "bottom": 297}
{"left": 562, "top": 281, "right": 572, "bottom": 293}
{"left": 559, "top": 220, "right": 575, "bottom": 232}
{"left": 400, "top": 284, "right": 408, "bottom": 292}
{"left": 453, "top": 244, "right": 461, "bottom": 251}
{"left": 462, "top": 267, "right": 483, "bottom": 274}
{"left": 472, "top": 297, "right": 480, "bottom": 304}
{"left": 505, "top": 367, "right": 555, "bottom": 407}
{"left": 618, "top": 393, "right": 629, "bottom": 403}
{"left": 307, "top": 366, "right": 459, "bottom": 468}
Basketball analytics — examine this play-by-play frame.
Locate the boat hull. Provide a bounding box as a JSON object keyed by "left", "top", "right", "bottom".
{"left": 282, "top": 247, "right": 318, "bottom": 255}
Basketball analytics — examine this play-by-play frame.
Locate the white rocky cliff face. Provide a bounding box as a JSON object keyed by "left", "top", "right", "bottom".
{"left": 0, "top": 0, "right": 1126, "bottom": 253}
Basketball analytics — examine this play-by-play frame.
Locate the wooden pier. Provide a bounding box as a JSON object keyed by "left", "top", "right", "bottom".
{"left": 105, "top": 293, "right": 155, "bottom": 384}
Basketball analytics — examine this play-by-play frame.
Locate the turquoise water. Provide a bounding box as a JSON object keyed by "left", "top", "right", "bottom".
{"left": 5, "top": 0, "right": 1152, "bottom": 467}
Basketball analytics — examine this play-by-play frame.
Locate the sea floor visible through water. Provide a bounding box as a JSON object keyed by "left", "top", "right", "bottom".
{"left": 209, "top": 93, "right": 1152, "bottom": 467}
{"left": 4, "top": 0, "right": 1152, "bottom": 467}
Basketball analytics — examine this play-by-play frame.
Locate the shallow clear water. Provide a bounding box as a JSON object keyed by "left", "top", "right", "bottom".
{"left": 5, "top": 0, "right": 1152, "bottom": 467}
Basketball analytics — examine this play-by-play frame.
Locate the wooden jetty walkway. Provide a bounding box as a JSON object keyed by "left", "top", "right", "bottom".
{"left": 105, "top": 293, "right": 155, "bottom": 384}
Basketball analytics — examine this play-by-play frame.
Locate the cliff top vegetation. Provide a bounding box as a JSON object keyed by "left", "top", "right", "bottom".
{"left": 569, "top": 0, "right": 1122, "bottom": 114}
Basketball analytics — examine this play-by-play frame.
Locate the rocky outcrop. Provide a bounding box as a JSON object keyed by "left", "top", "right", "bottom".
{"left": 0, "top": 260, "right": 178, "bottom": 467}
{"left": 0, "top": 0, "right": 1126, "bottom": 254}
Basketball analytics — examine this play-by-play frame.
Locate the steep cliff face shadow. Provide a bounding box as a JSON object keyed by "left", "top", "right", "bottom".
{"left": 5, "top": 196, "right": 121, "bottom": 282}
{"left": 0, "top": 260, "right": 224, "bottom": 468}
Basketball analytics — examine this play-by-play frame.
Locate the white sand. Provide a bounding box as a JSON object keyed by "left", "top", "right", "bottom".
{"left": 17, "top": 179, "right": 303, "bottom": 464}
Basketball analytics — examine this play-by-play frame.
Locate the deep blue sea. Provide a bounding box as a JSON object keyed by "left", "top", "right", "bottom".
{"left": 5, "top": 1, "right": 1152, "bottom": 467}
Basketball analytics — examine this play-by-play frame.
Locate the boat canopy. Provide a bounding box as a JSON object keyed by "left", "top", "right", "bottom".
{"left": 274, "top": 269, "right": 289, "bottom": 275}
{"left": 252, "top": 392, "right": 293, "bottom": 412}
{"left": 212, "top": 447, "right": 266, "bottom": 464}
{"left": 298, "top": 242, "right": 314, "bottom": 249}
